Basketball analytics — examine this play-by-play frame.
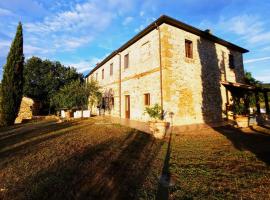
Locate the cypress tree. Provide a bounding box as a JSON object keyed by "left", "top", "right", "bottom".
{"left": 0, "top": 22, "right": 24, "bottom": 126}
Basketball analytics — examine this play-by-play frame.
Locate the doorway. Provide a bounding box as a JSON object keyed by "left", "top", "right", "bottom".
{"left": 125, "top": 95, "right": 130, "bottom": 119}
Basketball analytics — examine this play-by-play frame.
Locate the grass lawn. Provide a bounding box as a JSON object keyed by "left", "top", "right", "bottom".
{"left": 0, "top": 117, "right": 270, "bottom": 200}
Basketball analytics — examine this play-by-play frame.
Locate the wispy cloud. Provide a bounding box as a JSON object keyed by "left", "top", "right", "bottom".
{"left": 0, "top": 40, "right": 11, "bottom": 57}
{"left": 22, "top": 0, "right": 133, "bottom": 56}
{"left": 65, "top": 57, "right": 101, "bottom": 73}
{"left": 244, "top": 56, "right": 270, "bottom": 64}
{"left": 0, "top": 8, "right": 14, "bottom": 16}
{"left": 25, "top": 2, "right": 114, "bottom": 34}
{"left": 134, "top": 16, "right": 156, "bottom": 32}
{"left": 218, "top": 14, "right": 270, "bottom": 45}
{"left": 122, "top": 16, "right": 133, "bottom": 26}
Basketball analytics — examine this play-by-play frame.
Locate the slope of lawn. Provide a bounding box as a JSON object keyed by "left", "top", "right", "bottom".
{"left": 0, "top": 117, "right": 270, "bottom": 200}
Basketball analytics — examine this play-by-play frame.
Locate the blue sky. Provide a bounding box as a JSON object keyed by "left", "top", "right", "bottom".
{"left": 0, "top": 0, "right": 270, "bottom": 82}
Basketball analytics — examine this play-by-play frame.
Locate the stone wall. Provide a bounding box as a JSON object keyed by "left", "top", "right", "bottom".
{"left": 88, "top": 28, "right": 161, "bottom": 122}
{"left": 87, "top": 22, "right": 246, "bottom": 126}
{"left": 160, "top": 23, "right": 245, "bottom": 125}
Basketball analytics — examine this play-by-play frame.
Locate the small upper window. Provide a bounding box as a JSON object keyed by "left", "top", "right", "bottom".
{"left": 102, "top": 69, "right": 104, "bottom": 79}
{"left": 144, "top": 93, "right": 150, "bottom": 106}
{"left": 229, "top": 54, "right": 235, "bottom": 69}
{"left": 96, "top": 73, "right": 98, "bottom": 81}
{"left": 124, "top": 53, "right": 129, "bottom": 69}
{"left": 185, "top": 39, "right": 193, "bottom": 59}
{"left": 110, "top": 63, "right": 113, "bottom": 76}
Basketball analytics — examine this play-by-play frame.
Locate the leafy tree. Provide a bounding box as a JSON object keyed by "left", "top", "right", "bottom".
{"left": 1, "top": 22, "right": 24, "bottom": 126}
{"left": 244, "top": 71, "right": 261, "bottom": 86}
{"left": 52, "top": 79, "right": 101, "bottom": 115}
{"left": 23, "top": 57, "right": 83, "bottom": 114}
{"left": 243, "top": 71, "right": 264, "bottom": 107}
{"left": 52, "top": 80, "right": 86, "bottom": 110}
{"left": 86, "top": 78, "right": 102, "bottom": 113}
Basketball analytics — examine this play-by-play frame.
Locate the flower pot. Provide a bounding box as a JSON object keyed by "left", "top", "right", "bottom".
{"left": 234, "top": 115, "right": 249, "bottom": 128}
{"left": 149, "top": 121, "right": 169, "bottom": 139}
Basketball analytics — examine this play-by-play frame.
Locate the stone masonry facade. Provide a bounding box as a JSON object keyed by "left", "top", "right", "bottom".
{"left": 86, "top": 16, "right": 247, "bottom": 126}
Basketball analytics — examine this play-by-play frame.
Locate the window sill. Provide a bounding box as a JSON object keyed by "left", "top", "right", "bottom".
{"left": 184, "top": 57, "right": 195, "bottom": 63}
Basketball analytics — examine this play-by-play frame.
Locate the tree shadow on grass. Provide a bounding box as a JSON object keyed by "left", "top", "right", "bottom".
{"left": 0, "top": 121, "right": 90, "bottom": 165}
{"left": 0, "top": 121, "right": 72, "bottom": 149}
{"left": 214, "top": 126, "right": 270, "bottom": 165}
{"left": 17, "top": 130, "right": 164, "bottom": 200}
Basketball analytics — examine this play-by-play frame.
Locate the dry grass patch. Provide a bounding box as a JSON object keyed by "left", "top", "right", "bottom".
{"left": 0, "top": 118, "right": 270, "bottom": 200}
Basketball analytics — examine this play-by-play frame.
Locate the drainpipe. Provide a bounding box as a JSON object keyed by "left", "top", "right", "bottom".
{"left": 222, "top": 51, "right": 229, "bottom": 119}
{"left": 118, "top": 53, "right": 122, "bottom": 118}
{"left": 155, "top": 22, "right": 164, "bottom": 119}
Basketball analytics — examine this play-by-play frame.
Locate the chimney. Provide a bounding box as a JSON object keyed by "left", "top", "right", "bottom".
{"left": 204, "top": 29, "right": 212, "bottom": 34}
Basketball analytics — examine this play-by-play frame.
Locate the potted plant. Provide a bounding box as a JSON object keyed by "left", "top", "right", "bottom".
{"left": 232, "top": 96, "right": 249, "bottom": 128}
{"left": 145, "top": 104, "right": 169, "bottom": 139}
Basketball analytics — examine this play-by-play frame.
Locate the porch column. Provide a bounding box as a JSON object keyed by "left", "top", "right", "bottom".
{"left": 255, "top": 90, "right": 261, "bottom": 114}
{"left": 264, "top": 91, "right": 270, "bottom": 114}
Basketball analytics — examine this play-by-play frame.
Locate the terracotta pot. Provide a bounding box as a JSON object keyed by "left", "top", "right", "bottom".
{"left": 234, "top": 115, "right": 249, "bottom": 128}
{"left": 149, "top": 121, "right": 169, "bottom": 139}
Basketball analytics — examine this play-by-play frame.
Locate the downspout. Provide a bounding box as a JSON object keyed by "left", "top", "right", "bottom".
{"left": 222, "top": 51, "right": 229, "bottom": 119}
{"left": 155, "top": 23, "right": 164, "bottom": 119}
{"left": 118, "top": 53, "right": 122, "bottom": 118}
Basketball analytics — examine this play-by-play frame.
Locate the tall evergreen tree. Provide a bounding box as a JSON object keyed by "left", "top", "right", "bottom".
{"left": 0, "top": 22, "right": 24, "bottom": 126}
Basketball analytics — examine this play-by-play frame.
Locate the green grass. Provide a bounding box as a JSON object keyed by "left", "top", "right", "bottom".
{"left": 0, "top": 117, "right": 270, "bottom": 200}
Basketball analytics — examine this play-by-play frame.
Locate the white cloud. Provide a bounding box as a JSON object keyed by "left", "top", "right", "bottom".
{"left": 53, "top": 36, "right": 94, "bottom": 51}
{"left": 134, "top": 24, "right": 145, "bottom": 32}
{"left": 0, "top": 40, "right": 11, "bottom": 49}
{"left": 65, "top": 57, "right": 101, "bottom": 73}
{"left": 25, "top": 2, "right": 114, "bottom": 34}
{"left": 139, "top": 11, "right": 144, "bottom": 17}
{"left": 0, "top": 8, "right": 14, "bottom": 16}
{"left": 23, "top": 0, "right": 132, "bottom": 55}
{"left": 24, "top": 44, "right": 50, "bottom": 55}
{"left": 0, "top": 40, "right": 11, "bottom": 57}
{"left": 218, "top": 15, "right": 270, "bottom": 44}
{"left": 122, "top": 16, "right": 133, "bottom": 26}
{"left": 244, "top": 56, "right": 270, "bottom": 64}
{"left": 134, "top": 17, "right": 156, "bottom": 32}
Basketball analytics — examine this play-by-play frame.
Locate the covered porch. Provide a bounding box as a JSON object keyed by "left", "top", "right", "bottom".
{"left": 221, "top": 81, "right": 270, "bottom": 127}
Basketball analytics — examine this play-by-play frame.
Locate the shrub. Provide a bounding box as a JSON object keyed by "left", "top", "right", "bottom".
{"left": 144, "top": 104, "right": 163, "bottom": 120}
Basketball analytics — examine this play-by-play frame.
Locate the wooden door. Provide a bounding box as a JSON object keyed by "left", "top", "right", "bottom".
{"left": 125, "top": 95, "right": 130, "bottom": 119}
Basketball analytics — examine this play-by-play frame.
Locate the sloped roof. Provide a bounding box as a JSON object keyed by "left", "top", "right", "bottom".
{"left": 86, "top": 15, "right": 249, "bottom": 78}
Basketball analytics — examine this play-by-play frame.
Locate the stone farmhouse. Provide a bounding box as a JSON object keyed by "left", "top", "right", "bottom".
{"left": 85, "top": 15, "right": 249, "bottom": 126}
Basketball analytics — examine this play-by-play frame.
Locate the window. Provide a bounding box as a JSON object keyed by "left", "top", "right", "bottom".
{"left": 185, "top": 39, "right": 193, "bottom": 59}
{"left": 110, "top": 63, "right": 113, "bottom": 76}
{"left": 102, "top": 69, "right": 104, "bottom": 79}
{"left": 96, "top": 73, "right": 98, "bottom": 81}
{"left": 124, "top": 53, "right": 129, "bottom": 69}
{"left": 144, "top": 93, "right": 150, "bottom": 106}
{"left": 229, "top": 54, "right": 235, "bottom": 69}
